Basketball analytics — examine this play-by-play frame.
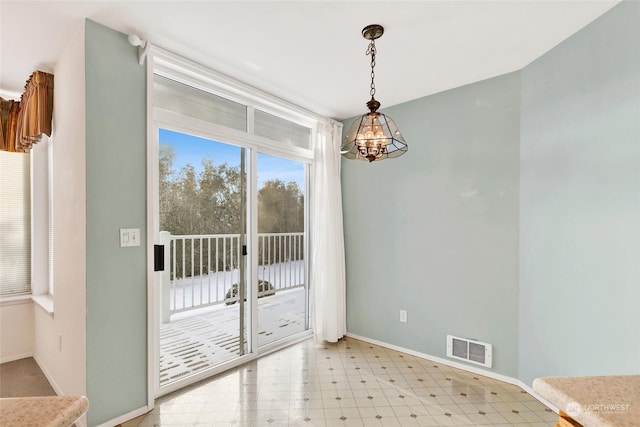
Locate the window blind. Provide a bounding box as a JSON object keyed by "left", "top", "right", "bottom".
{"left": 154, "top": 75, "right": 247, "bottom": 132}
{"left": 0, "top": 151, "right": 31, "bottom": 296}
{"left": 154, "top": 74, "right": 312, "bottom": 151}
{"left": 254, "top": 110, "right": 311, "bottom": 150}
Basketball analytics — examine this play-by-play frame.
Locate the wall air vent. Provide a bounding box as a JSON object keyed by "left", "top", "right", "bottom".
{"left": 446, "top": 335, "right": 492, "bottom": 368}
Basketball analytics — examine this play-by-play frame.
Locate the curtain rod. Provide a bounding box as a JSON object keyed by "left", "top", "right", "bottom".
{"left": 128, "top": 34, "right": 150, "bottom": 65}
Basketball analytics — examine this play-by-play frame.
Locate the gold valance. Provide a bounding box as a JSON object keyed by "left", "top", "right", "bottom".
{"left": 0, "top": 98, "right": 21, "bottom": 152}
{"left": 0, "top": 70, "right": 54, "bottom": 152}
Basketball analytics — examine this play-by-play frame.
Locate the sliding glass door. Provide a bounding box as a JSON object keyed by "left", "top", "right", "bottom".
{"left": 153, "top": 128, "right": 311, "bottom": 395}
{"left": 156, "top": 128, "right": 249, "bottom": 391}
{"left": 256, "top": 153, "right": 308, "bottom": 348}
{"left": 150, "top": 68, "right": 314, "bottom": 397}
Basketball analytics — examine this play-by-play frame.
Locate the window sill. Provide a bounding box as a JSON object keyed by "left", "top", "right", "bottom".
{"left": 0, "top": 294, "right": 32, "bottom": 307}
{"left": 31, "top": 294, "right": 54, "bottom": 315}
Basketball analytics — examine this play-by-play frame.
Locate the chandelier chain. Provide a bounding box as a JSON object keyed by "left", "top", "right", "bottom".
{"left": 366, "top": 40, "right": 377, "bottom": 98}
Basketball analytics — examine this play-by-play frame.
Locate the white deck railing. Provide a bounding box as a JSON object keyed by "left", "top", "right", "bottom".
{"left": 159, "top": 231, "right": 304, "bottom": 322}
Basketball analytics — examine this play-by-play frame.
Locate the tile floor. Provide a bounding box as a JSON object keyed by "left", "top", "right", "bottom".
{"left": 121, "top": 337, "right": 557, "bottom": 426}
{"left": 0, "top": 357, "right": 56, "bottom": 398}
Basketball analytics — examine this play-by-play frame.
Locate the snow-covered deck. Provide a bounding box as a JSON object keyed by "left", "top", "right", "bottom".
{"left": 159, "top": 286, "right": 307, "bottom": 387}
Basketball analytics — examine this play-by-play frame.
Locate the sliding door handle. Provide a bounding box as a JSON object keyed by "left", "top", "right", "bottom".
{"left": 154, "top": 244, "right": 165, "bottom": 271}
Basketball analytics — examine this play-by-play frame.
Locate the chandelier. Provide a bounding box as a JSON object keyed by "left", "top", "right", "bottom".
{"left": 341, "top": 24, "right": 408, "bottom": 163}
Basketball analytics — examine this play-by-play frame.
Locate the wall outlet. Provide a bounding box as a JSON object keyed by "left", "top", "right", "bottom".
{"left": 400, "top": 310, "right": 408, "bottom": 323}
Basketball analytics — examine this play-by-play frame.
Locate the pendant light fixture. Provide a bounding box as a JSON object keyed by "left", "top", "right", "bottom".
{"left": 341, "top": 24, "right": 408, "bottom": 163}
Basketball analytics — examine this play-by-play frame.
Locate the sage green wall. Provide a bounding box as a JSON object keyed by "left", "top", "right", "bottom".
{"left": 519, "top": 1, "right": 640, "bottom": 385}
{"left": 342, "top": 0, "right": 639, "bottom": 385}
{"left": 85, "top": 20, "right": 147, "bottom": 425}
{"left": 342, "top": 72, "right": 521, "bottom": 377}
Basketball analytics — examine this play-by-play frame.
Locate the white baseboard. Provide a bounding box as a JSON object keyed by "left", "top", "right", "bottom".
{"left": 33, "top": 353, "right": 64, "bottom": 396}
{"left": 518, "top": 380, "right": 559, "bottom": 414}
{"left": 95, "top": 405, "right": 150, "bottom": 427}
{"left": 73, "top": 414, "right": 87, "bottom": 427}
{"left": 0, "top": 352, "right": 33, "bottom": 364}
{"left": 31, "top": 353, "right": 146, "bottom": 427}
{"left": 345, "top": 333, "right": 559, "bottom": 414}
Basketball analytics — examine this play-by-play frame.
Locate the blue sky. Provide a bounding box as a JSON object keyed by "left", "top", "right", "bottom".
{"left": 159, "top": 128, "right": 304, "bottom": 192}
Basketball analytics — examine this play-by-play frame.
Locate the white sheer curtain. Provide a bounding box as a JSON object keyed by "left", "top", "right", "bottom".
{"left": 311, "top": 118, "right": 346, "bottom": 343}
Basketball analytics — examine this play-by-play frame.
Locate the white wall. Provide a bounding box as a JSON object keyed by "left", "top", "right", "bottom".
{"left": 0, "top": 301, "right": 33, "bottom": 362}
{"left": 33, "top": 22, "right": 87, "bottom": 397}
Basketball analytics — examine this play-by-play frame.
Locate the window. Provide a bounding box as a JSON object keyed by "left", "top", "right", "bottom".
{"left": 0, "top": 138, "right": 52, "bottom": 300}
{"left": 0, "top": 71, "right": 54, "bottom": 302}
{"left": 254, "top": 110, "right": 311, "bottom": 149}
{"left": 48, "top": 139, "right": 53, "bottom": 295}
{"left": 154, "top": 75, "right": 247, "bottom": 132}
{"left": 153, "top": 49, "right": 316, "bottom": 159}
{"left": 0, "top": 151, "right": 31, "bottom": 296}
{"left": 30, "top": 137, "right": 53, "bottom": 299}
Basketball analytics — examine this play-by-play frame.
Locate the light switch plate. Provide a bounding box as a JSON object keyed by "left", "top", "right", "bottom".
{"left": 120, "top": 228, "right": 140, "bottom": 247}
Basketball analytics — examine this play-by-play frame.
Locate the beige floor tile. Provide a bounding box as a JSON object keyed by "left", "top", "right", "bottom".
{"left": 116, "top": 337, "right": 557, "bottom": 426}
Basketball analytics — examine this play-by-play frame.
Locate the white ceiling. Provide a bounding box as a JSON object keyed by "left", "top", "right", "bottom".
{"left": 0, "top": 1, "right": 619, "bottom": 120}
